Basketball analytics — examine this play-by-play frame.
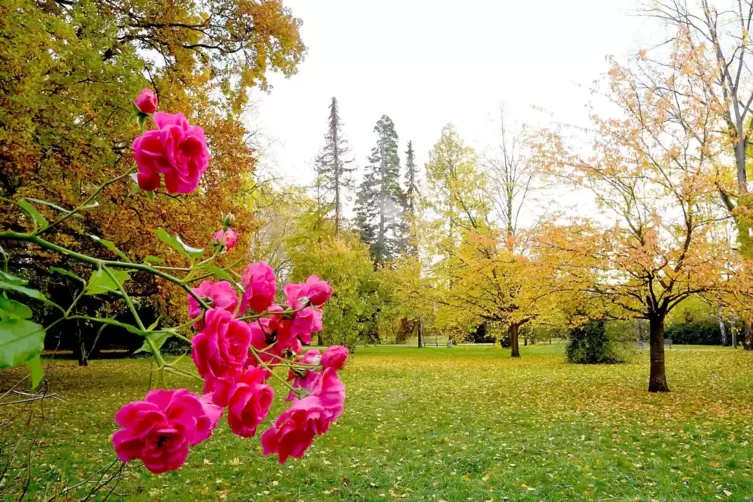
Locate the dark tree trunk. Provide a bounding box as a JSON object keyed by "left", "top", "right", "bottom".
{"left": 75, "top": 321, "right": 88, "bottom": 367}
{"left": 509, "top": 323, "right": 520, "bottom": 358}
{"left": 524, "top": 335, "right": 528, "bottom": 346}
{"left": 744, "top": 322, "right": 753, "bottom": 350}
{"left": 417, "top": 318, "right": 423, "bottom": 348}
{"left": 648, "top": 314, "right": 669, "bottom": 392}
{"left": 317, "top": 332, "right": 323, "bottom": 346}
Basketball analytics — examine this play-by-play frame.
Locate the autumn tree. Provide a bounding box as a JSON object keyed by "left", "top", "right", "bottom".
{"left": 423, "top": 125, "right": 557, "bottom": 356}
{"left": 638, "top": 0, "right": 753, "bottom": 348}
{"left": 0, "top": 0, "right": 305, "bottom": 355}
{"left": 484, "top": 108, "right": 533, "bottom": 245}
{"left": 315, "top": 97, "right": 355, "bottom": 237}
{"left": 533, "top": 51, "right": 740, "bottom": 391}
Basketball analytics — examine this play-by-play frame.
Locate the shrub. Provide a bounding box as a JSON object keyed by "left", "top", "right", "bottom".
{"left": 566, "top": 319, "right": 626, "bottom": 364}
{"left": 664, "top": 320, "right": 725, "bottom": 345}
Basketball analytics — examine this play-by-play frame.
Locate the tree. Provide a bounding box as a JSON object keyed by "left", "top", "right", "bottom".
{"left": 0, "top": 0, "right": 305, "bottom": 350}
{"left": 639, "top": 0, "right": 753, "bottom": 348}
{"left": 533, "top": 51, "right": 740, "bottom": 391}
{"left": 402, "top": 140, "right": 421, "bottom": 257}
{"left": 485, "top": 107, "right": 533, "bottom": 243}
{"left": 315, "top": 97, "right": 354, "bottom": 237}
{"left": 355, "top": 115, "right": 404, "bottom": 265}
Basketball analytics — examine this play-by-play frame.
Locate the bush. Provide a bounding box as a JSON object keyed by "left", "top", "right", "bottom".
{"left": 566, "top": 319, "right": 626, "bottom": 364}
{"left": 664, "top": 320, "right": 725, "bottom": 345}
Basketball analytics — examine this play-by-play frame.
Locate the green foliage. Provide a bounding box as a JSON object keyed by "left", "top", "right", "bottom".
{"left": 288, "top": 231, "right": 386, "bottom": 351}
{"left": 665, "top": 320, "right": 726, "bottom": 345}
{"left": 566, "top": 319, "right": 626, "bottom": 364}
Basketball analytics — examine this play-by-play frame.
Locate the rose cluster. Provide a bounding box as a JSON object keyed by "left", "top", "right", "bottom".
{"left": 112, "top": 261, "right": 348, "bottom": 472}
{"left": 112, "top": 91, "right": 349, "bottom": 474}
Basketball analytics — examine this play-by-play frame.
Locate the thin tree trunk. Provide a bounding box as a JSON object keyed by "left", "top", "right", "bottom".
{"left": 417, "top": 318, "right": 423, "bottom": 348}
{"left": 717, "top": 307, "right": 727, "bottom": 346}
{"left": 524, "top": 335, "right": 528, "bottom": 346}
{"left": 76, "top": 320, "right": 88, "bottom": 367}
{"left": 317, "top": 332, "right": 323, "bottom": 346}
{"left": 509, "top": 323, "right": 520, "bottom": 358}
{"left": 648, "top": 315, "right": 669, "bottom": 392}
{"left": 744, "top": 323, "right": 753, "bottom": 350}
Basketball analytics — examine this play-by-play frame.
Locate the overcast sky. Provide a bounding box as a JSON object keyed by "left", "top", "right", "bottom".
{"left": 250, "top": 0, "right": 653, "bottom": 206}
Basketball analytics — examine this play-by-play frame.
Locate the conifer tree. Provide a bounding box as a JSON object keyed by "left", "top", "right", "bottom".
{"left": 355, "top": 115, "right": 404, "bottom": 264}
{"left": 402, "top": 140, "right": 420, "bottom": 256}
{"left": 315, "top": 97, "right": 354, "bottom": 237}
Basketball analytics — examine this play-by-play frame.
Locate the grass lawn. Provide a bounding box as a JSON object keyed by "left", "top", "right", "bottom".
{"left": 2, "top": 344, "right": 753, "bottom": 501}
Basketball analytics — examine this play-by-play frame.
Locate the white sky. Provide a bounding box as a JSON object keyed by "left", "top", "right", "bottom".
{"left": 250, "top": 0, "right": 654, "bottom": 213}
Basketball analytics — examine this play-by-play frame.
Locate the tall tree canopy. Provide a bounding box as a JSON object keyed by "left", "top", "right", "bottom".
{"left": 355, "top": 115, "right": 405, "bottom": 265}
{"left": 315, "top": 97, "right": 354, "bottom": 237}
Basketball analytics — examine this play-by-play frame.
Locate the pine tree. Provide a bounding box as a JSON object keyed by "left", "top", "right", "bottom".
{"left": 402, "top": 140, "right": 420, "bottom": 256}
{"left": 355, "top": 115, "right": 404, "bottom": 265}
{"left": 315, "top": 97, "right": 354, "bottom": 237}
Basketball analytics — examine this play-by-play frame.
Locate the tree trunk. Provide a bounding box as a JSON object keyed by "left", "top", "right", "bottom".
{"left": 509, "top": 323, "right": 520, "bottom": 358}
{"left": 417, "top": 318, "right": 423, "bottom": 348}
{"left": 75, "top": 321, "right": 88, "bottom": 367}
{"left": 524, "top": 335, "right": 528, "bottom": 346}
{"left": 317, "top": 332, "right": 323, "bottom": 346}
{"left": 717, "top": 307, "right": 726, "bottom": 346}
{"left": 648, "top": 315, "right": 669, "bottom": 392}
{"left": 744, "top": 323, "right": 753, "bottom": 350}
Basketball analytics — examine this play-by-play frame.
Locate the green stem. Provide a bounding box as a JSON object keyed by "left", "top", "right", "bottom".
{"left": 36, "top": 166, "right": 137, "bottom": 236}
{"left": 0, "top": 230, "right": 210, "bottom": 309}
{"left": 250, "top": 347, "right": 297, "bottom": 393}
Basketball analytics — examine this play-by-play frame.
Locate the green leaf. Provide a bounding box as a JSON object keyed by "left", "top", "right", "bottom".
{"left": 143, "top": 255, "right": 166, "bottom": 265}
{"left": 155, "top": 229, "right": 204, "bottom": 259}
{"left": 0, "top": 296, "right": 33, "bottom": 320}
{"left": 199, "top": 265, "right": 238, "bottom": 285}
{"left": 49, "top": 266, "right": 85, "bottom": 283}
{"left": 85, "top": 269, "right": 130, "bottom": 296}
{"left": 0, "top": 280, "right": 49, "bottom": 303}
{"left": 27, "top": 355, "right": 43, "bottom": 389}
{"left": 17, "top": 199, "right": 49, "bottom": 230}
{"left": 0, "top": 270, "right": 26, "bottom": 286}
{"left": 0, "top": 318, "right": 46, "bottom": 368}
{"left": 147, "top": 316, "right": 162, "bottom": 331}
{"left": 90, "top": 235, "right": 130, "bottom": 261}
{"left": 135, "top": 330, "right": 173, "bottom": 354}
{"left": 24, "top": 198, "right": 82, "bottom": 219}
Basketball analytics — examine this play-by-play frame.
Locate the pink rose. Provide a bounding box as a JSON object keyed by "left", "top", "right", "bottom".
{"left": 134, "top": 88, "right": 158, "bottom": 114}
{"left": 311, "top": 367, "right": 346, "bottom": 423}
{"left": 187, "top": 281, "right": 239, "bottom": 326}
{"left": 112, "top": 389, "right": 222, "bottom": 474}
{"left": 321, "top": 346, "right": 349, "bottom": 370}
{"left": 305, "top": 275, "right": 333, "bottom": 306}
{"left": 132, "top": 112, "right": 210, "bottom": 194}
{"left": 227, "top": 367, "right": 274, "bottom": 437}
{"left": 261, "top": 368, "right": 345, "bottom": 464}
{"left": 191, "top": 309, "right": 251, "bottom": 382}
{"left": 241, "top": 262, "right": 276, "bottom": 314}
{"left": 260, "top": 396, "right": 327, "bottom": 464}
{"left": 213, "top": 228, "right": 238, "bottom": 250}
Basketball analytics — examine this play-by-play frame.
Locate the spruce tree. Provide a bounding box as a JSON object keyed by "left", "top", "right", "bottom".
{"left": 315, "top": 97, "right": 354, "bottom": 237}
{"left": 355, "top": 115, "right": 404, "bottom": 264}
{"left": 402, "top": 140, "right": 420, "bottom": 256}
